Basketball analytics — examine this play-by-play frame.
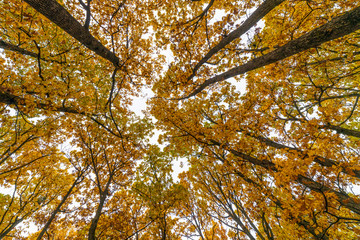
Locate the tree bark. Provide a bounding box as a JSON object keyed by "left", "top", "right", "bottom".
{"left": 189, "top": 0, "right": 285, "bottom": 80}
{"left": 185, "top": 6, "right": 360, "bottom": 98}
{"left": 23, "top": 0, "right": 120, "bottom": 66}
{"left": 321, "top": 124, "right": 360, "bottom": 138}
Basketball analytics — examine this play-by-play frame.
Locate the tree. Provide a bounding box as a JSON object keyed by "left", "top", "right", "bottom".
{"left": 0, "top": 0, "right": 359, "bottom": 239}
{"left": 150, "top": 0, "right": 360, "bottom": 238}
{"left": 132, "top": 146, "right": 187, "bottom": 240}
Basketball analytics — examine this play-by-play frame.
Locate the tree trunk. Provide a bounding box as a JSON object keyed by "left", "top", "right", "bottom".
{"left": 190, "top": 0, "right": 285, "bottom": 79}
{"left": 24, "top": 0, "right": 120, "bottom": 66}
{"left": 186, "top": 6, "right": 360, "bottom": 98}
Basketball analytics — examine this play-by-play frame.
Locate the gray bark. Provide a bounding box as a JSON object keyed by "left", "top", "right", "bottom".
{"left": 185, "top": 6, "right": 360, "bottom": 98}
{"left": 24, "top": 0, "right": 120, "bottom": 66}
{"left": 189, "top": 0, "right": 285, "bottom": 80}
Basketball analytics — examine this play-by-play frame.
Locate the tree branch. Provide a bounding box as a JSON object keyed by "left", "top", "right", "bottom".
{"left": 24, "top": 0, "right": 120, "bottom": 66}
{"left": 189, "top": 0, "right": 285, "bottom": 80}
{"left": 184, "top": 6, "right": 360, "bottom": 98}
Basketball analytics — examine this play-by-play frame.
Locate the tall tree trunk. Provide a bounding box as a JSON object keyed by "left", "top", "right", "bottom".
{"left": 190, "top": 0, "right": 285, "bottom": 79}
{"left": 24, "top": 0, "right": 120, "bottom": 66}
{"left": 186, "top": 6, "right": 360, "bottom": 98}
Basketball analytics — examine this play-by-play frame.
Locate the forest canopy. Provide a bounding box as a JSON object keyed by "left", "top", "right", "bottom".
{"left": 0, "top": 0, "right": 360, "bottom": 239}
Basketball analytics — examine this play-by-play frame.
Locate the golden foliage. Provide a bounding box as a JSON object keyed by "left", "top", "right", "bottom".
{"left": 0, "top": 0, "right": 359, "bottom": 239}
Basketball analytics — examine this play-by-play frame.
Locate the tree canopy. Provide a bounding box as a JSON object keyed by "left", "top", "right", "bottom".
{"left": 0, "top": 0, "right": 360, "bottom": 239}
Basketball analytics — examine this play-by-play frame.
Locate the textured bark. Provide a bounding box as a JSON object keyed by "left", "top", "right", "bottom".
{"left": 186, "top": 6, "right": 360, "bottom": 98}
{"left": 24, "top": 0, "right": 120, "bottom": 66}
{"left": 189, "top": 0, "right": 285, "bottom": 80}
